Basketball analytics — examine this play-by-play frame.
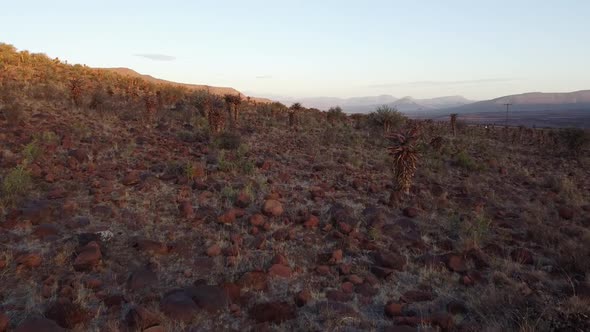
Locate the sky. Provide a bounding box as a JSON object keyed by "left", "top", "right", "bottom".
{"left": 1, "top": 0, "right": 589, "bottom": 100}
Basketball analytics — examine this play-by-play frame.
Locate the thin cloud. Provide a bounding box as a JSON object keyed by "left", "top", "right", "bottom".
{"left": 134, "top": 53, "right": 176, "bottom": 61}
{"left": 256, "top": 75, "right": 272, "bottom": 79}
{"left": 368, "top": 78, "right": 518, "bottom": 88}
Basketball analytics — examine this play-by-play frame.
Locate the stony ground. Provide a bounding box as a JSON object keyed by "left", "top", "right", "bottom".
{"left": 0, "top": 107, "right": 589, "bottom": 332}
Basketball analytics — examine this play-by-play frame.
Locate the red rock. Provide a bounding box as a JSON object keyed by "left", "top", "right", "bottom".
{"left": 127, "top": 268, "right": 158, "bottom": 291}
{"left": 295, "top": 290, "right": 312, "bottom": 307}
{"left": 121, "top": 171, "right": 141, "bottom": 186}
{"left": 206, "top": 244, "right": 222, "bottom": 257}
{"left": 249, "top": 301, "right": 296, "bottom": 323}
{"left": 159, "top": 291, "right": 198, "bottom": 322}
{"left": 134, "top": 239, "right": 168, "bottom": 255}
{"left": 558, "top": 206, "right": 574, "bottom": 220}
{"left": 32, "top": 224, "right": 59, "bottom": 240}
{"left": 186, "top": 285, "right": 230, "bottom": 313}
{"left": 250, "top": 214, "right": 266, "bottom": 226}
{"left": 47, "top": 187, "right": 67, "bottom": 200}
{"left": 179, "top": 201, "right": 194, "bottom": 219}
{"left": 403, "top": 207, "right": 419, "bottom": 218}
{"left": 330, "top": 249, "right": 343, "bottom": 264}
{"left": 235, "top": 191, "right": 251, "bottom": 208}
{"left": 268, "top": 264, "right": 292, "bottom": 278}
{"left": 374, "top": 250, "right": 406, "bottom": 271}
{"left": 271, "top": 254, "right": 289, "bottom": 265}
{"left": 143, "top": 326, "right": 166, "bottom": 332}
{"left": 217, "top": 209, "right": 237, "bottom": 224}
{"left": 348, "top": 275, "right": 364, "bottom": 285}
{"left": 262, "top": 199, "right": 284, "bottom": 217}
{"left": 73, "top": 241, "right": 101, "bottom": 271}
{"left": 316, "top": 265, "right": 332, "bottom": 275}
{"left": 446, "top": 254, "right": 467, "bottom": 273}
{"left": 238, "top": 271, "right": 268, "bottom": 291}
{"left": 15, "top": 317, "right": 64, "bottom": 332}
{"left": 326, "top": 290, "right": 352, "bottom": 302}
{"left": 371, "top": 266, "right": 394, "bottom": 279}
{"left": 103, "top": 294, "right": 127, "bottom": 307}
{"left": 68, "top": 149, "right": 88, "bottom": 163}
{"left": 303, "top": 215, "right": 319, "bottom": 228}
{"left": 339, "top": 263, "right": 352, "bottom": 275}
{"left": 385, "top": 302, "right": 405, "bottom": 317}
{"left": 16, "top": 253, "right": 42, "bottom": 268}
{"left": 45, "top": 301, "right": 90, "bottom": 328}
{"left": 221, "top": 282, "right": 241, "bottom": 303}
{"left": 341, "top": 282, "right": 354, "bottom": 294}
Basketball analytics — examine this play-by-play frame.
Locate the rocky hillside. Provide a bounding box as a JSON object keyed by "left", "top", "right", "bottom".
{"left": 0, "top": 43, "right": 589, "bottom": 331}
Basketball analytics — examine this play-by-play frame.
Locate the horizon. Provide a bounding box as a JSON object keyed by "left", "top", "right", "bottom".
{"left": 2, "top": 1, "right": 590, "bottom": 100}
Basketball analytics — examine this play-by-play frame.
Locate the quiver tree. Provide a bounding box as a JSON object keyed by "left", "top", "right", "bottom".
{"left": 450, "top": 113, "right": 458, "bottom": 136}
{"left": 69, "top": 77, "right": 84, "bottom": 107}
{"left": 206, "top": 95, "right": 226, "bottom": 134}
{"left": 144, "top": 93, "right": 158, "bottom": 120}
{"left": 369, "top": 105, "right": 404, "bottom": 134}
{"left": 289, "top": 102, "right": 302, "bottom": 129}
{"left": 388, "top": 127, "right": 420, "bottom": 197}
{"left": 224, "top": 93, "right": 242, "bottom": 128}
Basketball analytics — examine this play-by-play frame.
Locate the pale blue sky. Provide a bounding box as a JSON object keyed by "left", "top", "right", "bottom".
{"left": 2, "top": 0, "right": 589, "bottom": 100}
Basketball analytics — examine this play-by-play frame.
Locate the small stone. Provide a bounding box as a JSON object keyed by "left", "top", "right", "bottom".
{"left": 268, "top": 264, "right": 292, "bottom": 278}
{"left": 249, "top": 301, "right": 296, "bottom": 323}
{"left": 384, "top": 302, "right": 405, "bottom": 317}
{"left": 262, "top": 200, "right": 284, "bottom": 217}
{"left": 250, "top": 214, "right": 266, "bottom": 227}
{"left": 15, "top": 317, "right": 64, "bottom": 332}
{"left": 295, "top": 290, "right": 312, "bottom": 307}
{"left": 73, "top": 241, "right": 101, "bottom": 271}
{"left": 16, "top": 253, "right": 43, "bottom": 268}
{"left": 330, "top": 249, "right": 343, "bottom": 264}
{"left": 206, "top": 244, "right": 222, "bottom": 257}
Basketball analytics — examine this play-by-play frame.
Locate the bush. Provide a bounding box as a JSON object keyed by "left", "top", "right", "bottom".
{"left": 326, "top": 106, "right": 346, "bottom": 124}
{"left": 2, "top": 165, "right": 32, "bottom": 202}
{"left": 368, "top": 105, "right": 405, "bottom": 132}
{"left": 454, "top": 150, "right": 481, "bottom": 171}
{"left": 559, "top": 128, "right": 589, "bottom": 156}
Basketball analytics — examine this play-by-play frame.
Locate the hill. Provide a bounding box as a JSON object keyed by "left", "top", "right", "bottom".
{"left": 100, "top": 67, "right": 272, "bottom": 103}
{"left": 413, "top": 90, "right": 590, "bottom": 127}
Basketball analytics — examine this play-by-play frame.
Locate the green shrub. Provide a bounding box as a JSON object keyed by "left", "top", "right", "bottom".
{"left": 2, "top": 165, "right": 32, "bottom": 202}
{"left": 23, "top": 140, "right": 42, "bottom": 164}
{"left": 368, "top": 105, "right": 406, "bottom": 132}
{"left": 454, "top": 150, "right": 481, "bottom": 171}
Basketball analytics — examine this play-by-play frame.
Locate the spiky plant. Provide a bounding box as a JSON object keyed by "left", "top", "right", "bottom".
{"left": 289, "top": 102, "right": 302, "bottom": 128}
{"left": 70, "top": 78, "right": 84, "bottom": 107}
{"left": 450, "top": 113, "right": 458, "bottom": 136}
{"left": 388, "top": 127, "right": 420, "bottom": 195}
{"left": 224, "top": 94, "right": 242, "bottom": 128}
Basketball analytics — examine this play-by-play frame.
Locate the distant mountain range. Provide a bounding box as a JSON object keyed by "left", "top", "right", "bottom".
{"left": 423, "top": 90, "right": 590, "bottom": 117}
{"left": 273, "top": 95, "right": 474, "bottom": 113}
{"left": 412, "top": 90, "right": 590, "bottom": 128}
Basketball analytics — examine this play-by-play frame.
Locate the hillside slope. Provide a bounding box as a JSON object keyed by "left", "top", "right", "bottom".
{"left": 100, "top": 67, "right": 272, "bottom": 103}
